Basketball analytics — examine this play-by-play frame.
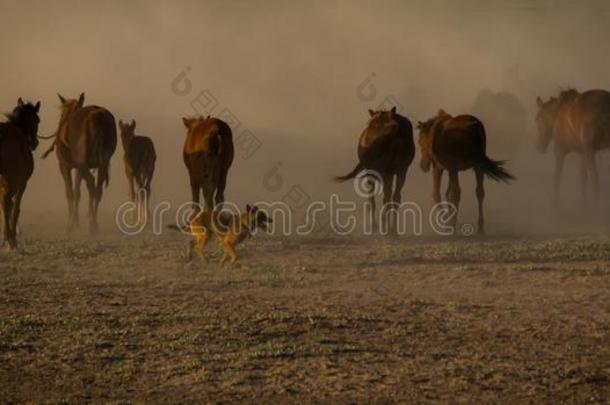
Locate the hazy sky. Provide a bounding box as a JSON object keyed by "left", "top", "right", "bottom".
{"left": 1, "top": 0, "right": 609, "bottom": 231}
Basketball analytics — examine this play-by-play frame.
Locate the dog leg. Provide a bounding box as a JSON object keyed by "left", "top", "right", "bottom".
{"left": 185, "top": 240, "right": 195, "bottom": 262}
{"left": 225, "top": 242, "right": 237, "bottom": 265}
{"left": 195, "top": 232, "right": 209, "bottom": 262}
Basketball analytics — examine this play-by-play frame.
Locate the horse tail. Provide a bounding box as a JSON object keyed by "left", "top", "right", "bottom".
{"left": 334, "top": 162, "right": 364, "bottom": 182}
{"left": 98, "top": 164, "right": 110, "bottom": 189}
{"left": 477, "top": 156, "right": 516, "bottom": 183}
{"left": 41, "top": 139, "right": 56, "bottom": 159}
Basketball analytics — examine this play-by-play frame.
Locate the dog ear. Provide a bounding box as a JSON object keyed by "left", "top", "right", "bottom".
{"left": 34, "top": 101, "right": 41, "bottom": 112}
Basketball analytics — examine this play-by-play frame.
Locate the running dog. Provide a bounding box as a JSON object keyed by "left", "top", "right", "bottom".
{"left": 170, "top": 204, "right": 272, "bottom": 265}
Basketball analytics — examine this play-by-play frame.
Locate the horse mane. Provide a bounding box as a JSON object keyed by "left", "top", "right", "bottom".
{"left": 558, "top": 88, "right": 579, "bottom": 101}
{"left": 4, "top": 102, "right": 38, "bottom": 125}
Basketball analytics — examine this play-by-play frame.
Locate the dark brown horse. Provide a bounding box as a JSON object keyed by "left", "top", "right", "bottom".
{"left": 335, "top": 107, "right": 415, "bottom": 232}
{"left": 119, "top": 119, "right": 156, "bottom": 225}
{"left": 0, "top": 98, "right": 40, "bottom": 249}
{"left": 43, "top": 93, "right": 117, "bottom": 233}
{"left": 182, "top": 116, "right": 234, "bottom": 212}
{"left": 535, "top": 89, "right": 610, "bottom": 208}
{"left": 417, "top": 110, "right": 515, "bottom": 234}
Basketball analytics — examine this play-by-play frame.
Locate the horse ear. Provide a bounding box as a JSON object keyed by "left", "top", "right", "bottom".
{"left": 536, "top": 96, "right": 543, "bottom": 107}
{"left": 390, "top": 106, "right": 396, "bottom": 114}
{"left": 58, "top": 93, "right": 66, "bottom": 104}
{"left": 438, "top": 109, "right": 446, "bottom": 116}
{"left": 34, "top": 101, "right": 40, "bottom": 112}
{"left": 246, "top": 204, "right": 252, "bottom": 212}
{"left": 131, "top": 119, "right": 136, "bottom": 129}
{"left": 17, "top": 97, "right": 24, "bottom": 107}
{"left": 77, "top": 93, "right": 85, "bottom": 108}
{"left": 118, "top": 120, "right": 124, "bottom": 128}
{"left": 182, "top": 117, "right": 190, "bottom": 128}
{"left": 368, "top": 109, "right": 375, "bottom": 117}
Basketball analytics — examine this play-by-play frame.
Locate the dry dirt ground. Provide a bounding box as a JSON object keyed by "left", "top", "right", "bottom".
{"left": 1, "top": 231, "right": 609, "bottom": 403}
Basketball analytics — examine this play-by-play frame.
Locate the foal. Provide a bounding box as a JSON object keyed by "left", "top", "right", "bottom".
{"left": 119, "top": 120, "right": 156, "bottom": 225}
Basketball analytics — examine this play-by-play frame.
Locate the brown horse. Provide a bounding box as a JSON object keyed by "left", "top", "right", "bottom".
{"left": 182, "top": 116, "right": 234, "bottom": 212}
{"left": 335, "top": 107, "right": 415, "bottom": 232}
{"left": 119, "top": 119, "right": 156, "bottom": 225}
{"left": 417, "top": 110, "right": 515, "bottom": 234}
{"left": 43, "top": 93, "right": 117, "bottom": 233}
{"left": 535, "top": 89, "right": 610, "bottom": 208}
{"left": 0, "top": 98, "right": 40, "bottom": 249}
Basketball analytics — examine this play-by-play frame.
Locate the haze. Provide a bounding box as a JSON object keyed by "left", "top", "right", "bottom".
{"left": 1, "top": 0, "right": 609, "bottom": 233}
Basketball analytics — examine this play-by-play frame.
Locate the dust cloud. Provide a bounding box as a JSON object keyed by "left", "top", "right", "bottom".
{"left": 1, "top": 0, "right": 609, "bottom": 234}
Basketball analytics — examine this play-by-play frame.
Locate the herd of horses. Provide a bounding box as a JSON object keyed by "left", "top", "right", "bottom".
{"left": 0, "top": 88, "right": 609, "bottom": 250}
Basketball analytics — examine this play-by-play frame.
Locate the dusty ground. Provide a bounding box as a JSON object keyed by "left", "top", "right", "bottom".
{"left": 1, "top": 230, "right": 609, "bottom": 403}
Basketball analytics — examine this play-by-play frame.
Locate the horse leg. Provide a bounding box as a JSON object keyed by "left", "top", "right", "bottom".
{"left": 134, "top": 175, "right": 145, "bottom": 226}
{"left": 1, "top": 188, "right": 13, "bottom": 248}
{"left": 126, "top": 170, "right": 136, "bottom": 224}
{"left": 553, "top": 151, "right": 565, "bottom": 209}
{"left": 585, "top": 149, "right": 599, "bottom": 211}
{"left": 579, "top": 154, "right": 589, "bottom": 210}
{"left": 73, "top": 171, "right": 82, "bottom": 229}
{"left": 446, "top": 170, "right": 461, "bottom": 232}
{"left": 432, "top": 165, "right": 443, "bottom": 204}
{"left": 80, "top": 169, "right": 98, "bottom": 235}
{"left": 93, "top": 166, "right": 108, "bottom": 227}
{"left": 203, "top": 187, "right": 215, "bottom": 215}
{"left": 144, "top": 175, "right": 152, "bottom": 227}
{"left": 380, "top": 174, "right": 393, "bottom": 233}
{"left": 366, "top": 179, "right": 376, "bottom": 232}
{"left": 59, "top": 163, "right": 75, "bottom": 232}
{"left": 214, "top": 171, "right": 228, "bottom": 209}
{"left": 475, "top": 168, "right": 485, "bottom": 235}
{"left": 138, "top": 175, "right": 149, "bottom": 226}
{"left": 190, "top": 178, "right": 201, "bottom": 213}
{"left": 391, "top": 169, "right": 407, "bottom": 234}
{"left": 8, "top": 186, "right": 25, "bottom": 249}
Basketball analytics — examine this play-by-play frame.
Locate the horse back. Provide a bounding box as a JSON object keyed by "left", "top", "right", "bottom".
{"left": 59, "top": 106, "right": 117, "bottom": 167}
{"left": 433, "top": 115, "right": 486, "bottom": 169}
{"left": 0, "top": 123, "right": 33, "bottom": 184}
{"left": 127, "top": 136, "right": 156, "bottom": 176}
{"left": 183, "top": 118, "right": 233, "bottom": 171}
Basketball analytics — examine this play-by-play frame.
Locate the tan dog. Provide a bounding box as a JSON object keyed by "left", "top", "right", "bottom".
{"left": 171, "top": 204, "right": 272, "bottom": 265}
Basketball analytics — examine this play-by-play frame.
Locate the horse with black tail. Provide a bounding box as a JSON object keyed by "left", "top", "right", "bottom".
{"left": 0, "top": 98, "right": 41, "bottom": 249}
{"left": 42, "top": 93, "right": 117, "bottom": 234}
{"left": 335, "top": 107, "right": 415, "bottom": 233}
{"left": 417, "top": 109, "right": 515, "bottom": 234}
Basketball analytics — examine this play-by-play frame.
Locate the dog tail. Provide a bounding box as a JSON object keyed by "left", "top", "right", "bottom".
{"left": 167, "top": 224, "right": 189, "bottom": 233}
